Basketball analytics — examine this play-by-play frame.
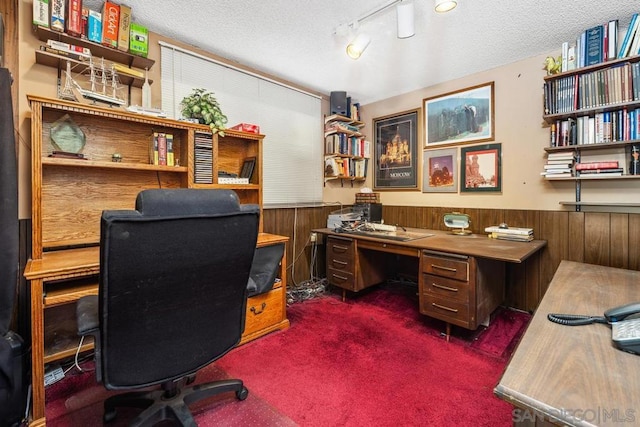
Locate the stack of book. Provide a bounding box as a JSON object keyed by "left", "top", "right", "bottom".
{"left": 485, "top": 226, "right": 534, "bottom": 242}
{"left": 541, "top": 152, "right": 575, "bottom": 177}
{"left": 575, "top": 160, "right": 623, "bottom": 176}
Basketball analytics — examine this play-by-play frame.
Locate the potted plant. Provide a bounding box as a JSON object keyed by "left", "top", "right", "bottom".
{"left": 180, "top": 88, "right": 228, "bottom": 135}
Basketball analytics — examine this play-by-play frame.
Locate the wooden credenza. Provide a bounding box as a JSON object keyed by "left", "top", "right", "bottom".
{"left": 25, "top": 95, "right": 289, "bottom": 425}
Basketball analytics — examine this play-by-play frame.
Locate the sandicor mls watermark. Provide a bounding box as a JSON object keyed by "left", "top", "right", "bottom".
{"left": 513, "top": 407, "right": 636, "bottom": 424}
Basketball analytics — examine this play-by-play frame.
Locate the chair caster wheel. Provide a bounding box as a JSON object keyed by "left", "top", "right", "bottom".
{"left": 104, "top": 408, "right": 117, "bottom": 423}
{"left": 236, "top": 386, "right": 249, "bottom": 401}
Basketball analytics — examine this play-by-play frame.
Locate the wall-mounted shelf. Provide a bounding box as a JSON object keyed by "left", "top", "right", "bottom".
{"left": 34, "top": 26, "right": 155, "bottom": 70}
{"left": 560, "top": 201, "right": 640, "bottom": 207}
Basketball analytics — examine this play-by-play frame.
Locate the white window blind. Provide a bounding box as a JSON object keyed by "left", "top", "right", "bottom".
{"left": 160, "top": 42, "right": 323, "bottom": 205}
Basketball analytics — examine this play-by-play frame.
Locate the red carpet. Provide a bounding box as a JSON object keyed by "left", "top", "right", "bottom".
{"left": 217, "top": 286, "right": 530, "bottom": 426}
{"left": 44, "top": 285, "right": 529, "bottom": 426}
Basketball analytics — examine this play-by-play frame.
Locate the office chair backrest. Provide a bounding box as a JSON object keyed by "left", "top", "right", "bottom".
{"left": 99, "top": 189, "right": 259, "bottom": 389}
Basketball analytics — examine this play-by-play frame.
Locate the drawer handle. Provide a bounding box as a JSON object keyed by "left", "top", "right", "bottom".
{"left": 432, "top": 302, "right": 458, "bottom": 313}
{"left": 432, "top": 264, "right": 457, "bottom": 273}
{"left": 250, "top": 302, "right": 267, "bottom": 315}
{"left": 332, "top": 273, "right": 348, "bottom": 282}
{"left": 432, "top": 283, "right": 458, "bottom": 292}
{"left": 332, "top": 259, "right": 347, "bottom": 266}
{"left": 332, "top": 245, "right": 349, "bottom": 252}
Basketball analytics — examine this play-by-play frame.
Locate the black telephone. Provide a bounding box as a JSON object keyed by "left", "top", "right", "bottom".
{"left": 548, "top": 302, "right": 640, "bottom": 355}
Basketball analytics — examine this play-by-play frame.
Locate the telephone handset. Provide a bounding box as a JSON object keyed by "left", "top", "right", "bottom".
{"left": 606, "top": 302, "right": 640, "bottom": 354}
{"left": 548, "top": 302, "right": 640, "bottom": 355}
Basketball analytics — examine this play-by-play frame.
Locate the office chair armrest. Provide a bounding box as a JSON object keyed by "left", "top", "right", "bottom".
{"left": 76, "top": 295, "right": 99, "bottom": 336}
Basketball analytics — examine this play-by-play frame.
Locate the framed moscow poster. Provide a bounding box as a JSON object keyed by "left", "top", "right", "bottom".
{"left": 373, "top": 109, "right": 419, "bottom": 190}
{"left": 460, "top": 143, "right": 502, "bottom": 192}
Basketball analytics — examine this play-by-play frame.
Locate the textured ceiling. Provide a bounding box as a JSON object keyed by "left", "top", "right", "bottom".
{"left": 84, "top": 0, "right": 638, "bottom": 105}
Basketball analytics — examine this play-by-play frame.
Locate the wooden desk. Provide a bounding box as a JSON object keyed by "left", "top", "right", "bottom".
{"left": 495, "top": 261, "right": 640, "bottom": 426}
{"left": 315, "top": 228, "right": 546, "bottom": 332}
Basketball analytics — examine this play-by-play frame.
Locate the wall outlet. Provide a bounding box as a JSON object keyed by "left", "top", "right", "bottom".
{"left": 310, "top": 232, "right": 317, "bottom": 243}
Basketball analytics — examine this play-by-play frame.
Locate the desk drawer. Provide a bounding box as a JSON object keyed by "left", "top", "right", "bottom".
{"left": 327, "top": 237, "right": 355, "bottom": 257}
{"left": 327, "top": 267, "right": 356, "bottom": 291}
{"left": 420, "top": 294, "right": 470, "bottom": 328}
{"left": 422, "top": 254, "right": 468, "bottom": 281}
{"left": 244, "top": 287, "right": 284, "bottom": 336}
{"left": 328, "top": 256, "right": 354, "bottom": 273}
{"left": 422, "top": 273, "right": 470, "bottom": 303}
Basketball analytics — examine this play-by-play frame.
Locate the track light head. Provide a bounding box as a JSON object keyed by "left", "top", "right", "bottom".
{"left": 346, "top": 33, "right": 371, "bottom": 59}
{"left": 435, "top": 0, "right": 457, "bottom": 13}
{"left": 396, "top": 2, "right": 415, "bottom": 39}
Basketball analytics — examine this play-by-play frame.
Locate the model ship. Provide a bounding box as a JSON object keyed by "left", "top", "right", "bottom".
{"left": 61, "top": 58, "right": 127, "bottom": 107}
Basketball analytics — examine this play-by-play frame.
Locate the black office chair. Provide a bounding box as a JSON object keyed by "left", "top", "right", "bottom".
{"left": 76, "top": 189, "right": 260, "bottom": 426}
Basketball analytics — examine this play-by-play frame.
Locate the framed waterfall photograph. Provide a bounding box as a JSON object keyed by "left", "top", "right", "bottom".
{"left": 373, "top": 109, "right": 420, "bottom": 190}
{"left": 423, "top": 82, "right": 494, "bottom": 147}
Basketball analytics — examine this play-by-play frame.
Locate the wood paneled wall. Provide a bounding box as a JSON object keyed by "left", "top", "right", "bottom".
{"left": 263, "top": 206, "right": 640, "bottom": 313}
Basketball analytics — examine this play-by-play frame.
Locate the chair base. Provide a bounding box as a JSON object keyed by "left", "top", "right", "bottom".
{"left": 104, "top": 378, "right": 248, "bottom": 426}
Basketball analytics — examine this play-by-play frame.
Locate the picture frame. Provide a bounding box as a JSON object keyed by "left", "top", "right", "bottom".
{"left": 240, "top": 156, "right": 256, "bottom": 180}
{"left": 422, "top": 147, "right": 458, "bottom": 193}
{"left": 373, "top": 109, "right": 419, "bottom": 190}
{"left": 460, "top": 143, "right": 501, "bottom": 192}
{"left": 423, "top": 81, "right": 495, "bottom": 147}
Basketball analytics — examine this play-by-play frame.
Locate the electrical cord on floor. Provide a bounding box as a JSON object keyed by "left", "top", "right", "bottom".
{"left": 547, "top": 313, "right": 608, "bottom": 326}
{"left": 287, "top": 278, "right": 327, "bottom": 305}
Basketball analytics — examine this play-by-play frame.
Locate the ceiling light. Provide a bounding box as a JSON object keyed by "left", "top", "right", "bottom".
{"left": 435, "top": 0, "right": 457, "bottom": 13}
{"left": 396, "top": 2, "right": 415, "bottom": 39}
{"left": 346, "top": 33, "right": 371, "bottom": 59}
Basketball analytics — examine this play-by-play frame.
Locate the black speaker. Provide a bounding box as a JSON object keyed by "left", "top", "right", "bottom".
{"left": 330, "top": 91, "right": 348, "bottom": 116}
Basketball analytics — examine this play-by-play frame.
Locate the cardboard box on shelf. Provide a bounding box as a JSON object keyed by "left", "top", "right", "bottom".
{"left": 129, "top": 23, "right": 148, "bottom": 57}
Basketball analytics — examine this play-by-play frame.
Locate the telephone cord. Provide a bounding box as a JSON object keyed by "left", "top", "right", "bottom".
{"left": 547, "top": 313, "right": 608, "bottom": 326}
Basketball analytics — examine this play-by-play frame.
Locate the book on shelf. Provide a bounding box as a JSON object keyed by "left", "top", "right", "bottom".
{"left": 46, "top": 39, "right": 92, "bottom": 58}
{"left": 586, "top": 25, "right": 604, "bottom": 65}
{"left": 618, "top": 13, "right": 638, "bottom": 58}
{"left": 39, "top": 45, "right": 88, "bottom": 62}
{"left": 117, "top": 4, "right": 132, "bottom": 53}
{"left": 66, "top": 0, "right": 82, "bottom": 37}
{"left": 541, "top": 170, "right": 573, "bottom": 177}
{"left": 101, "top": 1, "right": 120, "bottom": 49}
{"left": 575, "top": 161, "right": 618, "bottom": 170}
{"left": 87, "top": 9, "right": 102, "bottom": 44}
{"left": 166, "top": 134, "right": 174, "bottom": 166}
{"left": 157, "top": 133, "right": 167, "bottom": 166}
{"left": 484, "top": 226, "right": 533, "bottom": 236}
{"left": 50, "top": 0, "right": 65, "bottom": 32}
{"left": 608, "top": 19, "right": 618, "bottom": 60}
{"left": 577, "top": 167, "right": 624, "bottom": 175}
{"left": 547, "top": 152, "right": 575, "bottom": 160}
{"left": 33, "top": 0, "right": 49, "bottom": 27}
{"left": 150, "top": 132, "right": 159, "bottom": 165}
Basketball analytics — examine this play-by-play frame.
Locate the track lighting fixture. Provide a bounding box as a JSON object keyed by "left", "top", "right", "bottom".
{"left": 396, "top": 1, "right": 415, "bottom": 39}
{"left": 346, "top": 33, "right": 371, "bottom": 59}
{"left": 435, "top": 0, "right": 457, "bottom": 13}
{"left": 338, "top": 0, "right": 456, "bottom": 59}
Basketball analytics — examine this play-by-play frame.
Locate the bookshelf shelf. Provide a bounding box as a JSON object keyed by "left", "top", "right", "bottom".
{"left": 25, "top": 95, "right": 286, "bottom": 425}
{"left": 541, "top": 36, "right": 640, "bottom": 211}
{"left": 324, "top": 113, "right": 368, "bottom": 187}
{"left": 34, "top": 25, "right": 155, "bottom": 70}
{"left": 560, "top": 201, "right": 640, "bottom": 207}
